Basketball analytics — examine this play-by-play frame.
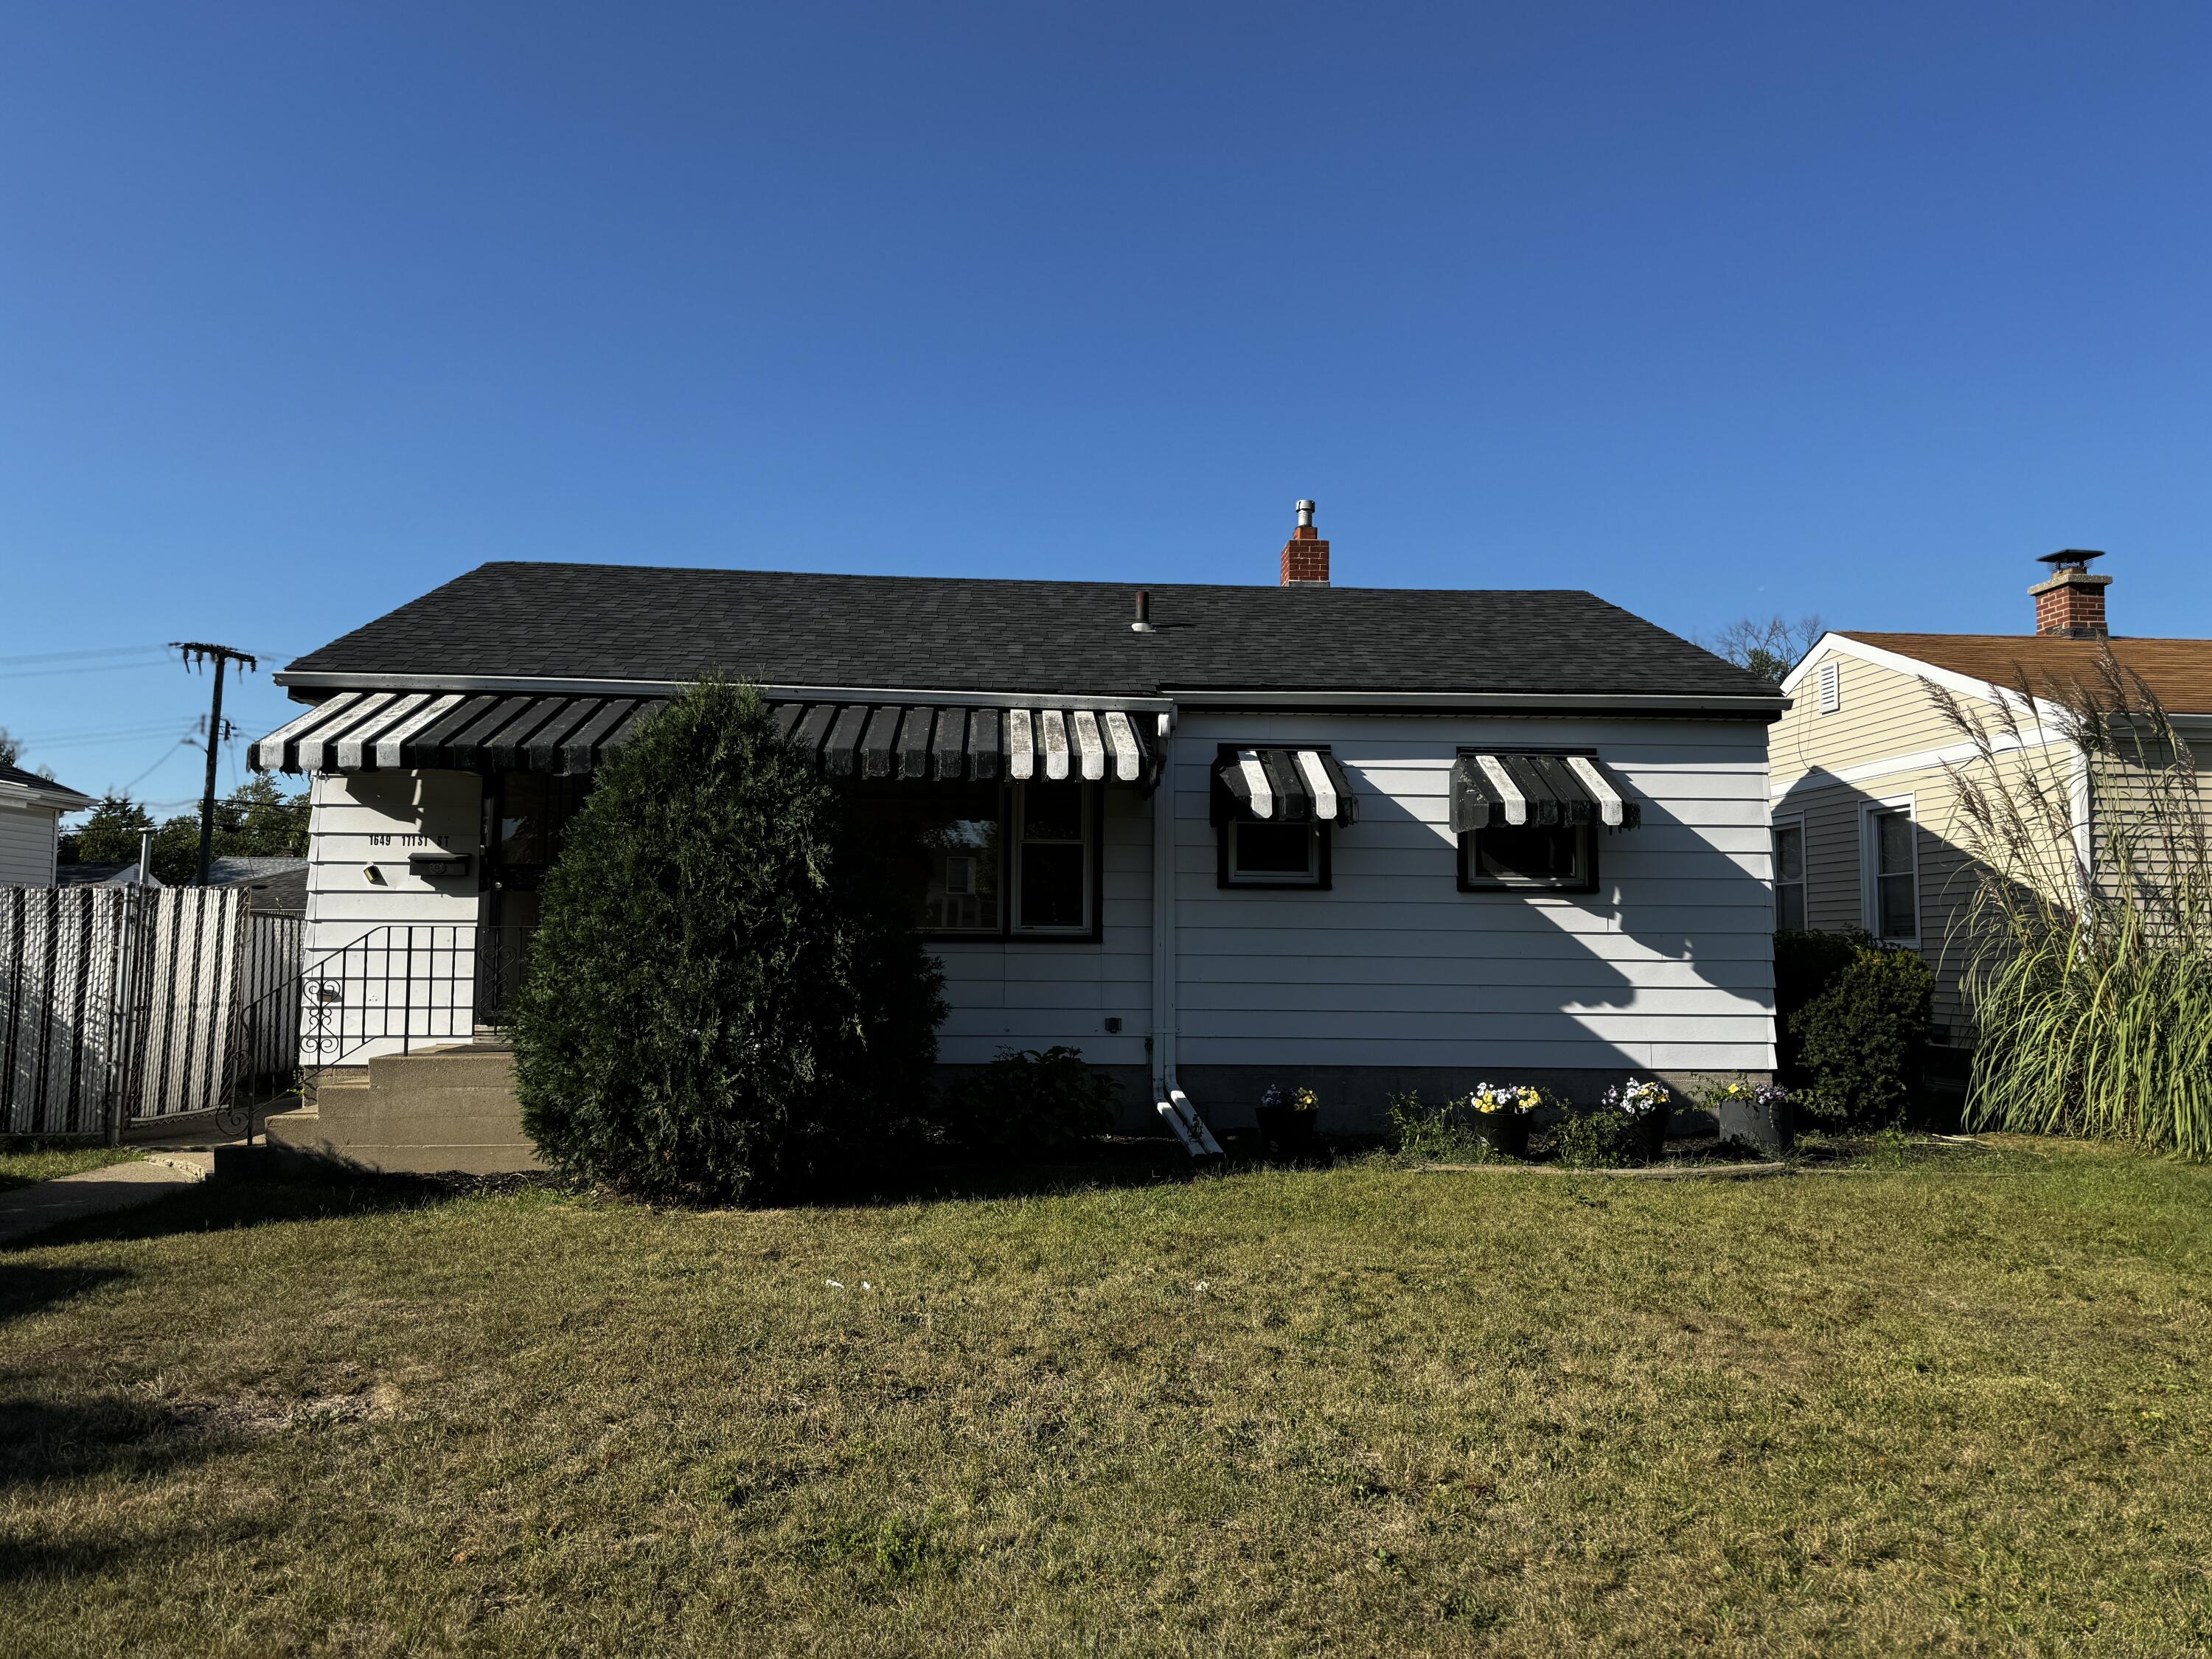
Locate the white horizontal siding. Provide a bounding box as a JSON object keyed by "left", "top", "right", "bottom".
{"left": 302, "top": 771, "right": 484, "bottom": 1062}
{"left": 1170, "top": 712, "right": 1775, "bottom": 1074}
{"left": 293, "top": 706, "right": 1776, "bottom": 1080}
{"left": 933, "top": 786, "right": 1151, "bottom": 1067}
{"left": 0, "top": 802, "right": 60, "bottom": 887}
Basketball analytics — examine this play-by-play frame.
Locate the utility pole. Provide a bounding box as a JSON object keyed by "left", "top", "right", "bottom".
{"left": 171, "top": 642, "right": 258, "bottom": 886}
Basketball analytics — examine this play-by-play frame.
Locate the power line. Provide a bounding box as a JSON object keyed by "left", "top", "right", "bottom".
{"left": 0, "top": 644, "right": 173, "bottom": 667}
{"left": 0, "top": 645, "right": 301, "bottom": 680}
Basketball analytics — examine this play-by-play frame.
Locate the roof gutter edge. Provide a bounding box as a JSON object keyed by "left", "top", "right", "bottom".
{"left": 1166, "top": 689, "right": 1790, "bottom": 715}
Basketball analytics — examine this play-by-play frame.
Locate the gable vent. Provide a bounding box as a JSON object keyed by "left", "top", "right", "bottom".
{"left": 1818, "top": 661, "right": 1842, "bottom": 714}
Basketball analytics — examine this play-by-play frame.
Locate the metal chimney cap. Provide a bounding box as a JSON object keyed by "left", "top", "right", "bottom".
{"left": 2037, "top": 549, "right": 2106, "bottom": 568}
{"left": 1293, "top": 500, "right": 1316, "bottom": 529}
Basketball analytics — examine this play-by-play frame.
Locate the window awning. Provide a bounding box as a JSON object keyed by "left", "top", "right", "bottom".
{"left": 249, "top": 691, "right": 1158, "bottom": 785}
{"left": 1209, "top": 747, "right": 1358, "bottom": 827}
{"left": 1450, "top": 751, "right": 1639, "bottom": 832}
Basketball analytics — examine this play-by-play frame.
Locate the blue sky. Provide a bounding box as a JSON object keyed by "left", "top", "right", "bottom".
{"left": 4, "top": 4, "right": 2208, "bottom": 809}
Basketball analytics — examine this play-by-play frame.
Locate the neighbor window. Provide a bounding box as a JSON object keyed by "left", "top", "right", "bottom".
{"left": 1221, "top": 818, "right": 1326, "bottom": 888}
{"left": 1867, "top": 804, "right": 1918, "bottom": 941}
{"left": 1773, "top": 819, "right": 1806, "bottom": 930}
{"left": 1458, "top": 821, "right": 1595, "bottom": 892}
{"left": 1014, "top": 779, "right": 1093, "bottom": 933}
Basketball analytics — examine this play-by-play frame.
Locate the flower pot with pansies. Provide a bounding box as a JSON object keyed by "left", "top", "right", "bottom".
{"left": 1711, "top": 1078, "right": 1795, "bottom": 1155}
{"left": 1255, "top": 1084, "right": 1320, "bottom": 1155}
{"left": 1456, "top": 1083, "right": 1538, "bottom": 1158}
{"left": 1601, "top": 1077, "right": 1673, "bottom": 1163}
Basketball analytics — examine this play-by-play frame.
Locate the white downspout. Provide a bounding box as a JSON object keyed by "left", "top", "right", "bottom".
{"left": 1150, "top": 712, "right": 1222, "bottom": 1158}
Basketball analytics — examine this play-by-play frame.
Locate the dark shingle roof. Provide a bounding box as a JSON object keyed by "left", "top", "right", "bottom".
{"left": 1, "top": 762, "right": 91, "bottom": 803}
{"left": 281, "top": 563, "right": 1778, "bottom": 703}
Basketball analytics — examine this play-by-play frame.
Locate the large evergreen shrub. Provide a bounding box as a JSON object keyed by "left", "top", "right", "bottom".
{"left": 510, "top": 681, "right": 946, "bottom": 1203}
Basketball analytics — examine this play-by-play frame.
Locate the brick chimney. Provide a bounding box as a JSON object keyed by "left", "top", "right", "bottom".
{"left": 1280, "top": 500, "right": 1329, "bottom": 586}
{"left": 2029, "top": 550, "right": 2110, "bottom": 638}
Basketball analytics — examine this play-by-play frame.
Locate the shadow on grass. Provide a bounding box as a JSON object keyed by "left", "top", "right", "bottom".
{"left": 0, "top": 1265, "right": 131, "bottom": 1326}
{"left": 10, "top": 1171, "right": 556, "bottom": 1253}
{"left": 0, "top": 1391, "right": 234, "bottom": 1499}
{"left": 822, "top": 1135, "right": 1212, "bottom": 1206}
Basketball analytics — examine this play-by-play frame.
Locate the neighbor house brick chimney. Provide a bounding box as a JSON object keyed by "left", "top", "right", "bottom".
{"left": 1280, "top": 500, "right": 1329, "bottom": 586}
{"left": 2029, "top": 549, "right": 2110, "bottom": 638}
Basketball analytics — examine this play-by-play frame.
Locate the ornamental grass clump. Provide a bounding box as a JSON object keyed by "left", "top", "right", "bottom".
{"left": 510, "top": 679, "right": 947, "bottom": 1204}
{"left": 1929, "top": 648, "right": 2212, "bottom": 1158}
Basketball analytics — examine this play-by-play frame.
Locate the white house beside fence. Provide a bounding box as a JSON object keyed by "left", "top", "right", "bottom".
{"left": 248, "top": 505, "right": 1784, "bottom": 1158}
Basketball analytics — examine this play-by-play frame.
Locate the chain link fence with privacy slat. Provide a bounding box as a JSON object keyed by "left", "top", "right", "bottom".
{"left": 0, "top": 886, "right": 303, "bottom": 1137}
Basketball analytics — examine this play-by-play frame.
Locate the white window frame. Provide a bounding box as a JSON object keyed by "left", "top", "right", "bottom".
{"left": 1223, "top": 818, "right": 1324, "bottom": 888}
{"left": 1771, "top": 813, "right": 1806, "bottom": 932}
{"left": 1010, "top": 779, "right": 1094, "bottom": 936}
{"left": 1861, "top": 796, "right": 1919, "bottom": 945}
{"left": 1818, "top": 659, "right": 1842, "bottom": 714}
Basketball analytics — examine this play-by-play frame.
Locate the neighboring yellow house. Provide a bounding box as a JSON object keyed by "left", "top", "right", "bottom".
{"left": 1770, "top": 551, "right": 2212, "bottom": 1055}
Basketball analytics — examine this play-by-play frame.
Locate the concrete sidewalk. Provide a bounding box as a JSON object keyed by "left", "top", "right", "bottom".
{"left": 0, "top": 1152, "right": 214, "bottom": 1248}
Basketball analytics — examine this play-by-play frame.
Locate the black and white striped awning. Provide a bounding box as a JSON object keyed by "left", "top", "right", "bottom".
{"left": 1450, "top": 751, "right": 1639, "bottom": 832}
{"left": 250, "top": 690, "right": 1156, "bottom": 785}
{"left": 1209, "top": 747, "right": 1358, "bottom": 827}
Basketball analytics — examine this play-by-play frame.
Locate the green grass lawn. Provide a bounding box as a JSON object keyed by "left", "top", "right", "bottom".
{"left": 0, "top": 1139, "right": 143, "bottom": 1193}
{"left": 4, "top": 1141, "right": 2209, "bottom": 1655}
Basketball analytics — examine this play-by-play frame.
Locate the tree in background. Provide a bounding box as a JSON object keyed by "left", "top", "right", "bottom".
{"left": 511, "top": 679, "right": 946, "bottom": 1204}
{"left": 1699, "top": 615, "right": 1826, "bottom": 684}
{"left": 0, "top": 728, "right": 57, "bottom": 780}
{"left": 60, "top": 776, "right": 309, "bottom": 884}
{"left": 60, "top": 796, "right": 156, "bottom": 865}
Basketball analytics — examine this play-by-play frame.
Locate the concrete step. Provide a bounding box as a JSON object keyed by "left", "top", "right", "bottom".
{"left": 321, "top": 1093, "right": 532, "bottom": 1138}
{"left": 366, "top": 1048, "right": 517, "bottom": 1090}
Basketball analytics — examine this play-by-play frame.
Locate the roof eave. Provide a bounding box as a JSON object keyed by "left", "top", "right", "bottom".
{"left": 1168, "top": 688, "right": 1788, "bottom": 717}
{"left": 274, "top": 668, "right": 1782, "bottom": 717}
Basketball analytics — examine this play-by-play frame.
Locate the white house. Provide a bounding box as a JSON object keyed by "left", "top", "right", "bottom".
{"left": 249, "top": 506, "right": 1783, "bottom": 1165}
{"left": 0, "top": 763, "right": 94, "bottom": 887}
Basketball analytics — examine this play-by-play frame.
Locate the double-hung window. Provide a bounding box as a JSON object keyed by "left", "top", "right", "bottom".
{"left": 1014, "top": 779, "right": 1093, "bottom": 932}
{"left": 1772, "top": 817, "right": 1806, "bottom": 931}
{"left": 1865, "top": 801, "right": 1919, "bottom": 942}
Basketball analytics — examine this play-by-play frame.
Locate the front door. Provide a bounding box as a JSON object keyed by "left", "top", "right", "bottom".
{"left": 479, "top": 773, "right": 590, "bottom": 1025}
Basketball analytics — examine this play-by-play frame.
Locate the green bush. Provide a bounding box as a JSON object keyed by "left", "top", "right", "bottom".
{"left": 511, "top": 680, "right": 947, "bottom": 1204}
{"left": 938, "top": 1047, "right": 1120, "bottom": 1160}
{"left": 1773, "top": 928, "right": 1871, "bottom": 1082}
{"left": 1385, "top": 1090, "right": 1482, "bottom": 1161}
{"left": 1549, "top": 1110, "right": 1650, "bottom": 1169}
{"left": 1788, "top": 945, "right": 1933, "bottom": 1126}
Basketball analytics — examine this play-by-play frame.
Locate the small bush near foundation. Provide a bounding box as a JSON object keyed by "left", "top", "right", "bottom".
{"left": 1387, "top": 1091, "right": 1480, "bottom": 1161}
{"left": 938, "top": 1047, "right": 1119, "bottom": 1160}
{"left": 511, "top": 680, "right": 946, "bottom": 1205}
{"left": 1773, "top": 928, "right": 1871, "bottom": 1079}
{"left": 1789, "top": 946, "right": 1933, "bottom": 1127}
{"left": 1548, "top": 1110, "right": 1649, "bottom": 1169}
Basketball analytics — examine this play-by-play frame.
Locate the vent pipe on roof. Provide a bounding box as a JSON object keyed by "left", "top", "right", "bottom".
{"left": 2030, "top": 549, "right": 2110, "bottom": 638}
{"left": 1131, "top": 590, "right": 1155, "bottom": 633}
{"left": 1280, "top": 500, "right": 1329, "bottom": 587}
